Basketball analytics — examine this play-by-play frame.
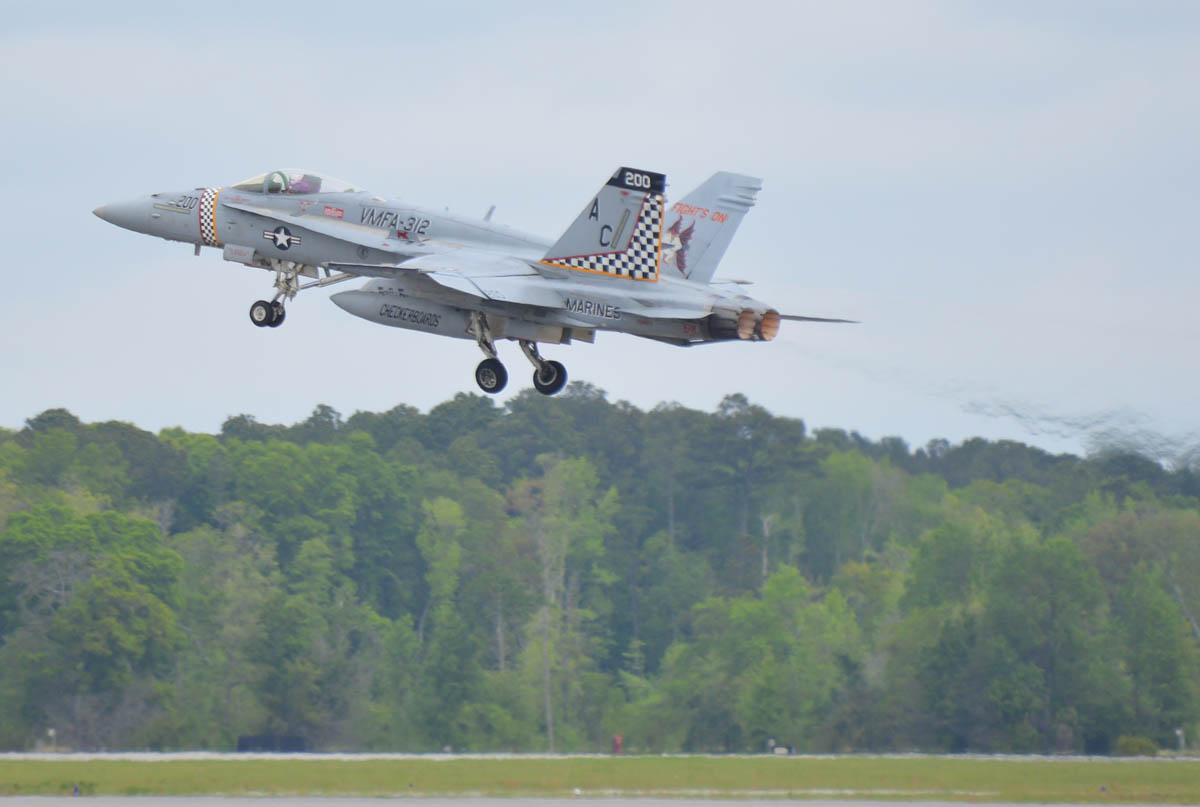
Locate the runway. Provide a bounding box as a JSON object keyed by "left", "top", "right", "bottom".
{"left": 0, "top": 751, "right": 1184, "bottom": 761}
{"left": 0, "top": 799, "right": 1172, "bottom": 807}
{"left": 2, "top": 754, "right": 1188, "bottom": 804}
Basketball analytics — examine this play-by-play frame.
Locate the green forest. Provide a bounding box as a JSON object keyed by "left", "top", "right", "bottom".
{"left": 1, "top": 385, "right": 1198, "bottom": 754}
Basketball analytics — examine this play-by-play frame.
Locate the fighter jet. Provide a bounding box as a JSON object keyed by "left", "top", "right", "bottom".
{"left": 94, "top": 167, "right": 851, "bottom": 395}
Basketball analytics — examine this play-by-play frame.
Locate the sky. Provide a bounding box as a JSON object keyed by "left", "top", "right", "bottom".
{"left": 1, "top": 1, "right": 1198, "bottom": 460}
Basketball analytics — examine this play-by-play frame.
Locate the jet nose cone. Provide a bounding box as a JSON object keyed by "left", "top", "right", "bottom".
{"left": 93, "top": 198, "right": 148, "bottom": 233}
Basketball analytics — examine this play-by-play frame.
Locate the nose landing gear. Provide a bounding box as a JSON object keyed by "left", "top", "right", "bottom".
{"left": 249, "top": 299, "right": 286, "bottom": 327}
{"left": 249, "top": 262, "right": 302, "bottom": 328}
{"left": 248, "top": 259, "right": 354, "bottom": 329}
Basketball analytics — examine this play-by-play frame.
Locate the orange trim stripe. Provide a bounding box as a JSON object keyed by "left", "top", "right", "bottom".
{"left": 211, "top": 188, "right": 221, "bottom": 247}
{"left": 539, "top": 260, "right": 660, "bottom": 282}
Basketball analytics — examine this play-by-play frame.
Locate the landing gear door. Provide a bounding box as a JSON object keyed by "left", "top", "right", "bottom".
{"left": 223, "top": 244, "right": 256, "bottom": 265}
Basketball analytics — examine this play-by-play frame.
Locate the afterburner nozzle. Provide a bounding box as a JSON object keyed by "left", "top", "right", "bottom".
{"left": 737, "top": 309, "right": 757, "bottom": 340}
{"left": 757, "top": 310, "right": 780, "bottom": 341}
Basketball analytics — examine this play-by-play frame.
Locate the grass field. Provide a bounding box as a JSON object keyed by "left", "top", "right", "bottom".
{"left": 1, "top": 755, "right": 1198, "bottom": 802}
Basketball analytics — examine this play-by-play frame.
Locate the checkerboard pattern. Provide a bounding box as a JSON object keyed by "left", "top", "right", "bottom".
{"left": 549, "top": 193, "right": 663, "bottom": 281}
{"left": 199, "top": 187, "right": 221, "bottom": 247}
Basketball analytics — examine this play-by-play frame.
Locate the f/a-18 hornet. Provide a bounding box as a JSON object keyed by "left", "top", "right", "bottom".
{"left": 94, "top": 167, "right": 851, "bottom": 395}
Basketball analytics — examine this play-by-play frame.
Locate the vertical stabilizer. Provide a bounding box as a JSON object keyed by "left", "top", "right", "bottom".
{"left": 662, "top": 172, "right": 762, "bottom": 284}
{"left": 541, "top": 167, "right": 666, "bottom": 282}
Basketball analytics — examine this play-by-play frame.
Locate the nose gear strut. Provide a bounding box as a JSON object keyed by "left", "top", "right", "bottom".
{"left": 248, "top": 260, "right": 353, "bottom": 328}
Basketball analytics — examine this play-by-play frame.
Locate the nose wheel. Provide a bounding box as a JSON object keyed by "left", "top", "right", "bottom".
{"left": 249, "top": 299, "right": 287, "bottom": 327}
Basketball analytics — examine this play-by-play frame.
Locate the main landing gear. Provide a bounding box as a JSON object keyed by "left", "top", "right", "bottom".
{"left": 523, "top": 341, "right": 567, "bottom": 396}
{"left": 248, "top": 260, "right": 353, "bottom": 328}
{"left": 475, "top": 357, "right": 508, "bottom": 393}
{"left": 469, "top": 313, "right": 568, "bottom": 396}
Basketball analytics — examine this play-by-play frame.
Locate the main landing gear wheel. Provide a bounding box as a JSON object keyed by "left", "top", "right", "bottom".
{"left": 532, "top": 360, "right": 568, "bottom": 396}
{"left": 249, "top": 299, "right": 276, "bottom": 327}
{"left": 475, "top": 358, "right": 508, "bottom": 394}
{"left": 268, "top": 301, "right": 286, "bottom": 328}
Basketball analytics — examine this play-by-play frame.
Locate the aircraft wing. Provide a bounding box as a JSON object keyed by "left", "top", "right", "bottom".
{"left": 329, "top": 249, "right": 717, "bottom": 319}
{"left": 399, "top": 249, "right": 541, "bottom": 278}
{"left": 327, "top": 249, "right": 563, "bottom": 308}
{"left": 221, "top": 199, "right": 435, "bottom": 256}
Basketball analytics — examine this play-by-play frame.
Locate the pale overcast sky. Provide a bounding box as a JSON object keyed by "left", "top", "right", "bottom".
{"left": 2, "top": 2, "right": 1198, "bottom": 459}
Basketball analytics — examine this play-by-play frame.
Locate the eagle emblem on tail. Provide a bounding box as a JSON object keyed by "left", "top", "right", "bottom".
{"left": 662, "top": 216, "right": 695, "bottom": 276}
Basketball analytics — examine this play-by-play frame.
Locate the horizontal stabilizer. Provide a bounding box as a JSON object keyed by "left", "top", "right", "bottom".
{"left": 779, "top": 314, "right": 859, "bottom": 323}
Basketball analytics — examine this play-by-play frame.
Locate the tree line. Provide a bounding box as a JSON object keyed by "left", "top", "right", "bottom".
{"left": 0, "top": 385, "right": 1197, "bottom": 753}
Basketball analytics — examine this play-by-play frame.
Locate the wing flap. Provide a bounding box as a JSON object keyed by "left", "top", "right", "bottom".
{"left": 399, "top": 249, "right": 539, "bottom": 278}
{"left": 327, "top": 252, "right": 558, "bottom": 308}
{"left": 466, "top": 274, "right": 565, "bottom": 308}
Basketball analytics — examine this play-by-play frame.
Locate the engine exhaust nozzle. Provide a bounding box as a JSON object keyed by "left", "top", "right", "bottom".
{"left": 757, "top": 310, "right": 780, "bottom": 341}
{"left": 737, "top": 309, "right": 757, "bottom": 340}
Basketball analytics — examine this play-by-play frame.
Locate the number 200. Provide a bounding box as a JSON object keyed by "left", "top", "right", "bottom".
{"left": 624, "top": 171, "right": 651, "bottom": 189}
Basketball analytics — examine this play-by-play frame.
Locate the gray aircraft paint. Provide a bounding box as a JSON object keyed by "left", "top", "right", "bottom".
{"left": 662, "top": 172, "right": 763, "bottom": 284}
{"left": 94, "top": 166, "right": 852, "bottom": 395}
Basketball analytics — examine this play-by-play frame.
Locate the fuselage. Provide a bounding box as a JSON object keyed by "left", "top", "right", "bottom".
{"left": 94, "top": 166, "right": 820, "bottom": 396}
{"left": 95, "top": 178, "right": 776, "bottom": 346}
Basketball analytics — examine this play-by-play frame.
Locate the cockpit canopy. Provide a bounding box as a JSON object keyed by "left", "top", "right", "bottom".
{"left": 230, "top": 169, "right": 359, "bottom": 195}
